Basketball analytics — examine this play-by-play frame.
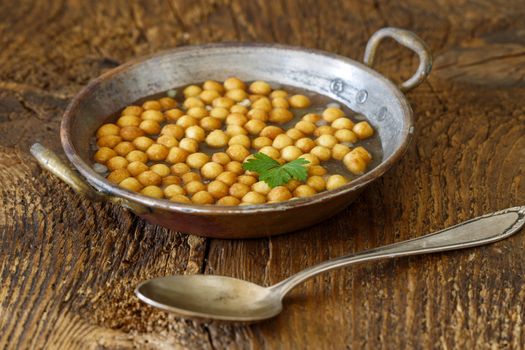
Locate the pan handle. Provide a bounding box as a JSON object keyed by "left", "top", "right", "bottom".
{"left": 364, "top": 27, "right": 432, "bottom": 92}
{"left": 30, "top": 143, "right": 148, "bottom": 214}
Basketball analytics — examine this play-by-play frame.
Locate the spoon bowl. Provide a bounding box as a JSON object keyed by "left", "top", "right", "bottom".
{"left": 135, "top": 275, "right": 283, "bottom": 322}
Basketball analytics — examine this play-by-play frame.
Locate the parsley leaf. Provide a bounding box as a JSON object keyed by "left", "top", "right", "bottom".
{"left": 242, "top": 152, "right": 310, "bottom": 188}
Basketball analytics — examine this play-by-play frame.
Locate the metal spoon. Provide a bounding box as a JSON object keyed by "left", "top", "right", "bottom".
{"left": 136, "top": 206, "right": 525, "bottom": 322}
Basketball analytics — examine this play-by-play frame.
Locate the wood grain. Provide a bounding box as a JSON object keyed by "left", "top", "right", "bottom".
{"left": 0, "top": 0, "right": 524, "bottom": 349}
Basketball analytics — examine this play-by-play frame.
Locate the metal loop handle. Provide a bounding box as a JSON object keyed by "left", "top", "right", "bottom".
{"left": 30, "top": 143, "right": 148, "bottom": 214}
{"left": 364, "top": 27, "right": 432, "bottom": 92}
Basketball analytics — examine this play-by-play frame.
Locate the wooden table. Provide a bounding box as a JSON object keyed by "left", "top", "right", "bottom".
{"left": 1, "top": 0, "right": 524, "bottom": 348}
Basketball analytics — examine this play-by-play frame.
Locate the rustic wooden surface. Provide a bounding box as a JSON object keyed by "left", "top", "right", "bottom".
{"left": 1, "top": 0, "right": 524, "bottom": 349}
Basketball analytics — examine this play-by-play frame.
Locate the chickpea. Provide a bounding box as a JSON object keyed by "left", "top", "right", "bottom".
{"left": 224, "top": 77, "right": 246, "bottom": 91}
{"left": 281, "top": 145, "right": 303, "bottom": 161}
{"left": 225, "top": 89, "right": 248, "bottom": 102}
{"left": 259, "top": 146, "right": 280, "bottom": 159}
{"left": 200, "top": 89, "right": 221, "bottom": 104}
{"left": 141, "top": 185, "right": 164, "bottom": 199}
{"left": 192, "top": 191, "right": 215, "bottom": 205}
{"left": 94, "top": 147, "right": 117, "bottom": 163}
{"left": 295, "top": 138, "right": 316, "bottom": 153}
{"left": 298, "top": 153, "right": 319, "bottom": 166}
{"left": 207, "top": 180, "right": 229, "bottom": 199}
{"left": 226, "top": 145, "right": 250, "bottom": 162}
{"left": 294, "top": 185, "right": 316, "bottom": 197}
{"left": 179, "top": 138, "right": 199, "bottom": 153}
{"left": 165, "top": 108, "right": 184, "bottom": 122}
{"left": 260, "top": 126, "right": 284, "bottom": 139}
{"left": 332, "top": 117, "right": 355, "bottom": 130}
{"left": 229, "top": 183, "right": 250, "bottom": 199}
{"left": 97, "top": 123, "right": 120, "bottom": 138}
{"left": 117, "top": 115, "right": 141, "bottom": 127}
{"left": 127, "top": 161, "right": 149, "bottom": 176}
{"left": 352, "top": 146, "right": 372, "bottom": 163}
{"left": 132, "top": 136, "right": 155, "bottom": 151}
{"left": 228, "top": 134, "right": 251, "bottom": 148}
{"left": 244, "top": 119, "right": 266, "bottom": 135}
{"left": 157, "top": 135, "right": 178, "bottom": 148}
{"left": 251, "top": 97, "right": 272, "bottom": 112}
{"left": 352, "top": 121, "right": 374, "bottom": 139}
{"left": 267, "top": 186, "right": 292, "bottom": 202}
{"left": 137, "top": 170, "right": 162, "bottom": 186}
{"left": 316, "top": 134, "right": 338, "bottom": 149}
{"left": 170, "top": 194, "right": 192, "bottom": 204}
{"left": 269, "top": 108, "right": 293, "bottom": 123}
{"left": 307, "top": 175, "right": 326, "bottom": 191}
{"left": 322, "top": 107, "right": 345, "bottom": 122}
{"left": 217, "top": 196, "right": 241, "bottom": 206}
{"left": 186, "top": 152, "right": 210, "bottom": 169}
{"left": 230, "top": 104, "right": 248, "bottom": 115}
{"left": 166, "top": 147, "right": 189, "bottom": 163}
{"left": 225, "top": 161, "right": 244, "bottom": 175}
{"left": 122, "top": 106, "right": 143, "bottom": 116}
{"left": 183, "top": 97, "right": 204, "bottom": 109}
{"left": 159, "top": 97, "right": 177, "bottom": 110}
{"left": 164, "top": 184, "right": 185, "bottom": 197}
{"left": 314, "top": 125, "right": 335, "bottom": 137}
{"left": 295, "top": 120, "right": 316, "bottom": 135}
{"left": 97, "top": 135, "right": 122, "bottom": 148}
{"left": 236, "top": 175, "right": 256, "bottom": 186}
{"left": 187, "top": 107, "right": 208, "bottom": 119}
{"left": 200, "top": 116, "right": 222, "bottom": 131}
{"left": 270, "top": 90, "right": 288, "bottom": 99}
{"left": 119, "top": 177, "right": 143, "bottom": 192}
{"left": 343, "top": 153, "right": 367, "bottom": 175}
{"left": 334, "top": 129, "right": 358, "bottom": 143}
{"left": 308, "top": 165, "right": 328, "bottom": 176}
{"left": 242, "top": 191, "right": 266, "bottom": 204}
{"left": 182, "top": 172, "right": 201, "bottom": 183}
{"left": 114, "top": 142, "right": 136, "bottom": 159}
{"left": 162, "top": 175, "right": 181, "bottom": 187}
{"left": 107, "top": 168, "right": 131, "bottom": 184}
{"left": 310, "top": 146, "right": 331, "bottom": 161}
{"left": 252, "top": 181, "right": 271, "bottom": 195}
{"left": 272, "top": 97, "right": 289, "bottom": 109}
{"left": 142, "top": 100, "right": 162, "bottom": 111}
{"left": 226, "top": 113, "right": 248, "bottom": 126}
{"left": 289, "top": 94, "right": 311, "bottom": 108}
{"left": 204, "top": 80, "right": 225, "bottom": 93}
{"left": 171, "top": 163, "right": 191, "bottom": 176}
{"left": 120, "top": 126, "right": 145, "bottom": 141}
{"left": 302, "top": 113, "right": 322, "bottom": 123}
{"left": 146, "top": 144, "right": 168, "bottom": 161}
{"left": 211, "top": 152, "right": 231, "bottom": 165}
{"left": 247, "top": 108, "right": 268, "bottom": 122}
{"left": 141, "top": 110, "right": 164, "bottom": 123}
{"left": 225, "top": 125, "right": 248, "bottom": 137}
{"left": 206, "top": 130, "right": 229, "bottom": 148}
{"left": 216, "top": 171, "right": 238, "bottom": 186}
{"left": 331, "top": 144, "right": 351, "bottom": 160}
{"left": 106, "top": 156, "right": 128, "bottom": 171}
{"left": 183, "top": 85, "right": 202, "bottom": 98}
{"left": 201, "top": 162, "right": 223, "bottom": 179}
{"left": 210, "top": 107, "right": 229, "bottom": 120}
{"left": 212, "top": 97, "right": 235, "bottom": 109}
{"left": 139, "top": 120, "right": 161, "bottom": 135}
{"left": 326, "top": 174, "right": 348, "bottom": 190}
{"left": 150, "top": 163, "right": 171, "bottom": 177}
{"left": 185, "top": 125, "right": 206, "bottom": 142}
{"left": 126, "top": 150, "right": 148, "bottom": 163}
{"left": 252, "top": 136, "right": 273, "bottom": 149}
{"left": 184, "top": 181, "right": 206, "bottom": 195}
{"left": 161, "top": 124, "right": 185, "bottom": 139}
{"left": 176, "top": 115, "right": 198, "bottom": 129}
{"left": 249, "top": 81, "right": 272, "bottom": 95}
{"left": 285, "top": 128, "right": 304, "bottom": 141}
{"left": 285, "top": 179, "right": 301, "bottom": 191}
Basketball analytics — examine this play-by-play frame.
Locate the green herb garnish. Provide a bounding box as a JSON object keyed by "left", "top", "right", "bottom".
{"left": 242, "top": 152, "right": 310, "bottom": 188}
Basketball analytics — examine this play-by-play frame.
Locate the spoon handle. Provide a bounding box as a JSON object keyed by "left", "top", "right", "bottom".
{"left": 273, "top": 206, "right": 525, "bottom": 296}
